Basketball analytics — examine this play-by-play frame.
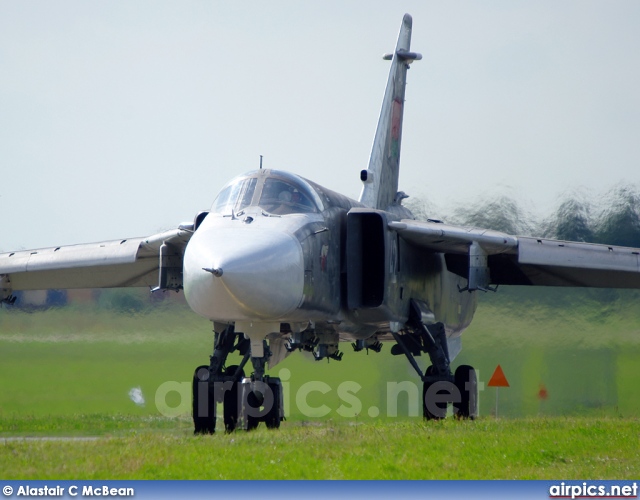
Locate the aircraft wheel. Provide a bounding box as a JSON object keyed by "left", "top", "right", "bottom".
{"left": 223, "top": 365, "right": 244, "bottom": 433}
{"left": 192, "top": 365, "right": 215, "bottom": 434}
{"left": 422, "top": 365, "right": 447, "bottom": 420}
{"left": 245, "top": 389, "right": 262, "bottom": 431}
{"left": 246, "top": 415, "right": 260, "bottom": 431}
{"left": 238, "top": 380, "right": 262, "bottom": 431}
{"left": 264, "top": 380, "right": 283, "bottom": 430}
{"left": 453, "top": 364, "right": 478, "bottom": 420}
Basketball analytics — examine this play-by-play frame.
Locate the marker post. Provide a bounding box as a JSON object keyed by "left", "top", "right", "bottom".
{"left": 487, "top": 365, "right": 510, "bottom": 418}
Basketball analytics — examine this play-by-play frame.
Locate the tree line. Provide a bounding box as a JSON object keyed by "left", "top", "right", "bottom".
{"left": 406, "top": 183, "right": 640, "bottom": 248}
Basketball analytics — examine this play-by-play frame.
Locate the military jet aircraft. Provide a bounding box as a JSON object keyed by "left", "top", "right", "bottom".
{"left": 2, "top": 14, "right": 640, "bottom": 432}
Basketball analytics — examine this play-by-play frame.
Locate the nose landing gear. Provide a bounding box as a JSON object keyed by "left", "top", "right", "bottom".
{"left": 192, "top": 326, "right": 285, "bottom": 434}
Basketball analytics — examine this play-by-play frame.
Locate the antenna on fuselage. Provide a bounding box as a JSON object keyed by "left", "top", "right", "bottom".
{"left": 259, "top": 155, "right": 263, "bottom": 169}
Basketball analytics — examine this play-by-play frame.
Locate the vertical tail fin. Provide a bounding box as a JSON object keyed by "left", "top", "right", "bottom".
{"left": 359, "top": 14, "right": 421, "bottom": 210}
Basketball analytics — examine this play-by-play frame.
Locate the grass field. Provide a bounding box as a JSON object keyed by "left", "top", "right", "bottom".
{"left": 1, "top": 415, "right": 638, "bottom": 479}
{"left": 1, "top": 288, "right": 640, "bottom": 478}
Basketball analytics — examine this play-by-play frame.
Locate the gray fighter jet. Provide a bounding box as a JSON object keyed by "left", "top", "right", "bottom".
{"left": 2, "top": 14, "right": 640, "bottom": 432}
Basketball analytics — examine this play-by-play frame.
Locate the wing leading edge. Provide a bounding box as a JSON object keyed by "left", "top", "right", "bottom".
{"left": 0, "top": 227, "right": 192, "bottom": 296}
{"left": 390, "top": 219, "right": 640, "bottom": 289}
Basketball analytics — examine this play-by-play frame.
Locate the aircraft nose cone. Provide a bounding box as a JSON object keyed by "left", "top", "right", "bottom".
{"left": 184, "top": 227, "right": 304, "bottom": 321}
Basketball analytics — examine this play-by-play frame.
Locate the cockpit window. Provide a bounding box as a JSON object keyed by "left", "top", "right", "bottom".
{"left": 212, "top": 170, "right": 323, "bottom": 216}
{"left": 212, "top": 177, "right": 257, "bottom": 214}
{"left": 259, "top": 178, "right": 318, "bottom": 215}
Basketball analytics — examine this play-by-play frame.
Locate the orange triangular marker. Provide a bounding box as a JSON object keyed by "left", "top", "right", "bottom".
{"left": 488, "top": 365, "right": 510, "bottom": 387}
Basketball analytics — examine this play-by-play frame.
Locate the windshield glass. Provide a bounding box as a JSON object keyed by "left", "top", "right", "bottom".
{"left": 259, "top": 178, "right": 319, "bottom": 215}
{"left": 211, "top": 177, "right": 257, "bottom": 214}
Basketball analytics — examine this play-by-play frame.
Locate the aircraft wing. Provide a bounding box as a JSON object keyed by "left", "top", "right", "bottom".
{"left": 389, "top": 220, "right": 640, "bottom": 289}
{"left": 0, "top": 227, "right": 192, "bottom": 294}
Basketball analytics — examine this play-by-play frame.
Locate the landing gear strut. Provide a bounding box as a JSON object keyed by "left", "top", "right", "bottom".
{"left": 392, "top": 300, "right": 478, "bottom": 420}
{"left": 192, "top": 326, "right": 284, "bottom": 434}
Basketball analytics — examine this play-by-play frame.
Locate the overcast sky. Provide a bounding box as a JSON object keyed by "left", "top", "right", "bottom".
{"left": 2, "top": 1, "right": 640, "bottom": 250}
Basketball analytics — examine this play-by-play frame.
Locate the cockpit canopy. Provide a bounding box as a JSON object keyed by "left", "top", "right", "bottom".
{"left": 212, "top": 170, "right": 324, "bottom": 215}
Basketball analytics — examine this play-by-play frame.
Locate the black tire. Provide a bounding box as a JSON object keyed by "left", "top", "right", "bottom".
{"left": 223, "top": 365, "right": 244, "bottom": 433}
{"left": 264, "top": 381, "right": 282, "bottom": 430}
{"left": 192, "top": 365, "right": 215, "bottom": 435}
{"left": 245, "top": 388, "right": 263, "bottom": 431}
{"left": 246, "top": 415, "right": 260, "bottom": 431}
{"left": 453, "top": 364, "right": 478, "bottom": 420}
{"left": 423, "top": 365, "right": 448, "bottom": 420}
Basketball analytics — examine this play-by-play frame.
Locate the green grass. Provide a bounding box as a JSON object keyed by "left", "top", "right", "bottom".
{"left": 0, "top": 414, "right": 188, "bottom": 436}
{"left": 1, "top": 415, "right": 638, "bottom": 479}
{"left": 1, "top": 291, "right": 640, "bottom": 478}
{"left": 2, "top": 294, "right": 640, "bottom": 420}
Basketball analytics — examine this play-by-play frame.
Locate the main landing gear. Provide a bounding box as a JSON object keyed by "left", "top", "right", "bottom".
{"left": 391, "top": 300, "right": 478, "bottom": 420}
{"left": 192, "top": 325, "right": 285, "bottom": 434}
